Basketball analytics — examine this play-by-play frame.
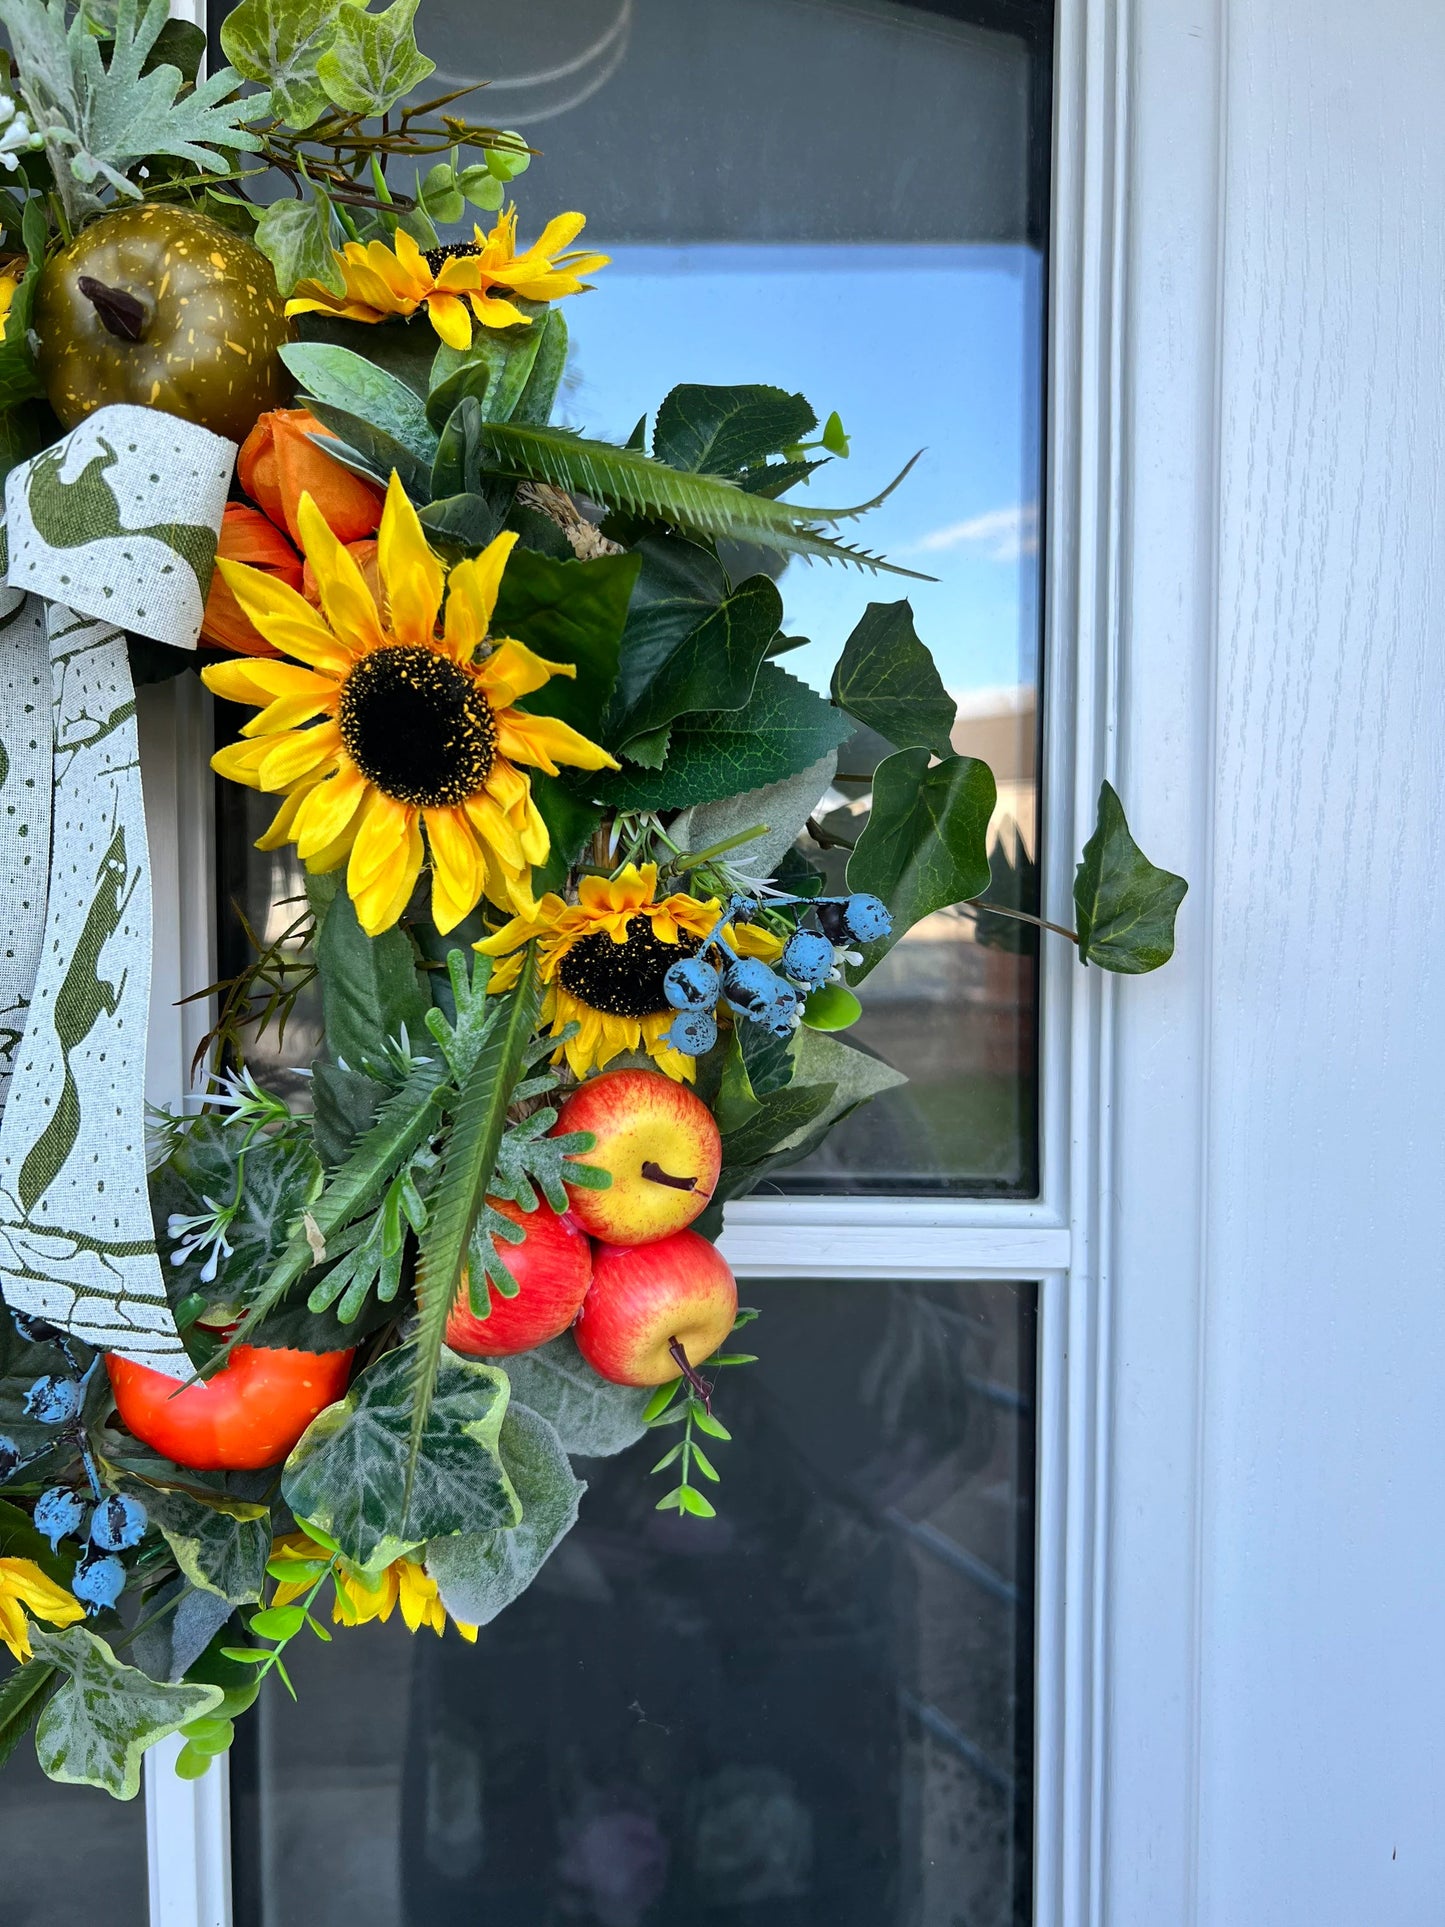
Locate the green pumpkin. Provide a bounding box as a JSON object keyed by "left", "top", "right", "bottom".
{"left": 35, "top": 204, "right": 291, "bottom": 444}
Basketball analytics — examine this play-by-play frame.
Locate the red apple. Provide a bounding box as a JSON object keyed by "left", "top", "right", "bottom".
{"left": 575, "top": 1230, "right": 738, "bottom": 1386}
{"left": 445, "top": 1196, "right": 593, "bottom": 1356}
{"left": 555, "top": 1070, "right": 722, "bottom": 1245}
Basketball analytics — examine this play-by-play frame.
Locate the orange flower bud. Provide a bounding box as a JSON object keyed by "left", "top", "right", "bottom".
{"left": 200, "top": 504, "right": 303, "bottom": 658}
{"left": 238, "top": 408, "right": 384, "bottom": 548}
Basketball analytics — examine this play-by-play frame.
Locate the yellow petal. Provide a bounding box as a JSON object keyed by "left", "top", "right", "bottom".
{"left": 425, "top": 291, "right": 473, "bottom": 350}
{"left": 461, "top": 788, "right": 523, "bottom": 867}
{"left": 476, "top": 635, "right": 573, "bottom": 704}
{"left": 443, "top": 532, "right": 519, "bottom": 657}
{"left": 424, "top": 807, "right": 484, "bottom": 933}
{"left": 255, "top": 782, "right": 316, "bottom": 850}
{"left": 257, "top": 721, "right": 342, "bottom": 791}
{"left": 0, "top": 1557, "right": 86, "bottom": 1628}
{"left": 531, "top": 211, "right": 588, "bottom": 256}
{"left": 212, "top": 737, "right": 274, "bottom": 789}
{"left": 470, "top": 292, "right": 530, "bottom": 331}
{"left": 240, "top": 689, "right": 337, "bottom": 737}
{"left": 295, "top": 493, "right": 386, "bottom": 653}
{"left": 377, "top": 474, "right": 445, "bottom": 648}
{"left": 495, "top": 711, "right": 619, "bottom": 776}
{"left": 727, "top": 921, "right": 785, "bottom": 961}
{"left": 293, "top": 763, "right": 371, "bottom": 861}
{"left": 354, "top": 813, "right": 425, "bottom": 935}
{"left": 216, "top": 559, "right": 354, "bottom": 674}
{"left": 202, "top": 658, "right": 332, "bottom": 708}
{"left": 348, "top": 790, "right": 414, "bottom": 892}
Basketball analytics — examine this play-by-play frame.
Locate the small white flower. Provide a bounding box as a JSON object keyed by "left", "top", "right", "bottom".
{"left": 0, "top": 96, "right": 41, "bottom": 173}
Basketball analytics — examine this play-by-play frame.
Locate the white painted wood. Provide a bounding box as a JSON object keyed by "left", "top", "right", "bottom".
{"left": 719, "top": 1214, "right": 1070, "bottom": 1278}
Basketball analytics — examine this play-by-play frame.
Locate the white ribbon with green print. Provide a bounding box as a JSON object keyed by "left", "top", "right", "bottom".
{"left": 0, "top": 404, "right": 234, "bottom": 1372}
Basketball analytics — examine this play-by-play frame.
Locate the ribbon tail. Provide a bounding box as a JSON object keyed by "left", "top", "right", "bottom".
{"left": 0, "top": 590, "right": 52, "bottom": 1113}
{"left": 0, "top": 608, "right": 186, "bottom": 1372}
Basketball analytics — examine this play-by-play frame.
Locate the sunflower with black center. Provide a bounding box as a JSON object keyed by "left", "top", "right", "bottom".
{"left": 476, "top": 863, "right": 782, "bottom": 1082}
{"left": 201, "top": 475, "right": 618, "bottom": 936}
{"left": 284, "top": 209, "right": 608, "bottom": 350}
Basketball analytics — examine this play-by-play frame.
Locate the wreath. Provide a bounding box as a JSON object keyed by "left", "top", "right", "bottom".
{"left": 0, "top": 0, "right": 1185, "bottom": 1798}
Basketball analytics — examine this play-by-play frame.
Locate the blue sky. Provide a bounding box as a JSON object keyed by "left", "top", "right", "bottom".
{"left": 562, "top": 243, "right": 1043, "bottom": 702}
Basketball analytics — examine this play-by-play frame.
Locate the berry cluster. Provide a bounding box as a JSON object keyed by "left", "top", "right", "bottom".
{"left": 0, "top": 1313, "right": 146, "bottom": 1616}
{"left": 660, "top": 891, "right": 892, "bottom": 1059}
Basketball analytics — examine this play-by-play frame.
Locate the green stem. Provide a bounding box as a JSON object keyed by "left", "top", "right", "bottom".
{"left": 961, "top": 899, "right": 1079, "bottom": 945}
{"left": 672, "top": 825, "right": 772, "bottom": 869}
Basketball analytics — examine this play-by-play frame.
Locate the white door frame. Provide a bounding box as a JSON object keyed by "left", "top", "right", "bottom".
{"left": 147, "top": 0, "right": 1402, "bottom": 1919}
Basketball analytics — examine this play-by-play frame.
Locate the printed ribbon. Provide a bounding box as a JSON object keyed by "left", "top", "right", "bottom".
{"left": 0, "top": 404, "right": 233, "bottom": 1372}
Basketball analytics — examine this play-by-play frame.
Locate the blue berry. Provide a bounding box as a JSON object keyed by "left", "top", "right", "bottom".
{"left": 23, "top": 1374, "right": 82, "bottom": 1425}
{"left": 761, "top": 984, "right": 801, "bottom": 1037}
{"left": 0, "top": 1435, "right": 20, "bottom": 1480}
{"left": 72, "top": 1553, "right": 125, "bottom": 1616}
{"left": 781, "top": 930, "right": 833, "bottom": 988}
{"left": 90, "top": 1494, "right": 148, "bottom": 1553}
{"left": 844, "top": 893, "right": 892, "bottom": 943}
{"left": 664, "top": 1010, "right": 718, "bottom": 1056}
{"left": 663, "top": 956, "right": 721, "bottom": 1011}
{"left": 34, "top": 1487, "right": 86, "bottom": 1551}
{"left": 723, "top": 957, "right": 783, "bottom": 1018}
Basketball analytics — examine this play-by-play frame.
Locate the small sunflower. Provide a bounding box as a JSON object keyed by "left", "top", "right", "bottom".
{"left": 201, "top": 475, "right": 618, "bottom": 936}
{"left": 270, "top": 1533, "right": 477, "bottom": 1642}
{"left": 284, "top": 209, "right": 608, "bottom": 350}
{"left": 477, "top": 862, "right": 782, "bottom": 1082}
{"left": 0, "top": 1555, "right": 84, "bottom": 1661}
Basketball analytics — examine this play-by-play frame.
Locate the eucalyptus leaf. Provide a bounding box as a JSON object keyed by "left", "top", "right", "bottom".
{"left": 593, "top": 664, "right": 853, "bottom": 812}
{"left": 1073, "top": 781, "right": 1188, "bottom": 972}
{"left": 128, "top": 1582, "right": 234, "bottom": 1687}
{"left": 30, "top": 1627, "right": 222, "bottom": 1802}
{"left": 220, "top": 0, "right": 337, "bottom": 128}
{"left": 845, "top": 749, "right": 996, "bottom": 976}
{"left": 282, "top": 1346, "right": 519, "bottom": 1570}
{"left": 493, "top": 549, "right": 640, "bottom": 735}
{"left": 425, "top": 1403, "right": 583, "bottom": 1627}
{"left": 282, "top": 343, "right": 439, "bottom": 473}
{"left": 254, "top": 186, "right": 345, "bottom": 298}
{"left": 830, "top": 600, "right": 956, "bottom": 756}
{"left": 510, "top": 308, "right": 569, "bottom": 426}
{"left": 417, "top": 492, "right": 500, "bottom": 555}
{"left": 427, "top": 314, "right": 550, "bottom": 431}
{"left": 306, "top": 401, "right": 436, "bottom": 500}
{"left": 491, "top": 1335, "right": 651, "bottom": 1457}
{"left": 316, "top": 0, "right": 434, "bottom": 115}
{"left": 668, "top": 750, "right": 837, "bottom": 883}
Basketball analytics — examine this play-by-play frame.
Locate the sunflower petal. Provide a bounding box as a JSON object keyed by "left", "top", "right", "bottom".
{"left": 293, "top": 764, "right": 370, "bottom": 861}
{"left": 495, "top": 711, "right": 619, "bottom": 776}
{"left": 348, "top": 789, "right": 413, "bottom": 892}
{"left": 424, "top": 807, "right": 484, "bottom": 933}
{"left": 443, "top": 532, "right": 519, "bottom": 658}
{"left": 295, "top": 493, "right": 387, "bottom": 653}
{"left": 257, "top": 722, "right": 343, "bottom": 791}
{"left": 217, "top": 560, "right": 354, "bottom": 673}
{"left": 425, "top": 291, "right": 474, "bottom": 350}
{"left": 377, "top": 475, "right": 445, "bottom": 647}
{"left": 476, "top": 635, "right": 573, "bottom": 703}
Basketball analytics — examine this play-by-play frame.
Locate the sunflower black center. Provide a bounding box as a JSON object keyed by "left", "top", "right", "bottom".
{"left": 423, "top": 239, "right": 483, "bottom": 276}
{"left": 558, "top": 921, "right": 702, "bottom": 1018}
{"left": 338, "top": 646, "right": 496, "bottom": 808}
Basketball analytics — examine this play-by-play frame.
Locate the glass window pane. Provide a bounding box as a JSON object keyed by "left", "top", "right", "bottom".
{"left": 207, "top": 0, "right": 1051, "bottom": 1197}
{"left": 231, "top": 1278, "right": 1036, "bottom": 1927}
{"left": 0, "top": 1686, "right": 150, "bottom": 1927}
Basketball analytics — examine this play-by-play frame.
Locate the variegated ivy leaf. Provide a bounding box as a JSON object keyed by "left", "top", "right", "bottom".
{"left": 316, "top": 0, "right": 434, "bottom": 117}
{"left": 220, "top": 0, "right": 337, "bottom": 130}
{"left": 129, "top": 1484, "right": 270, "bottom": 1607}
{"left": 30, "top": 1626, "right": 222, "bottom": 1801}
{"left": 253, "top": 185, "right": 346, "bottom": 300}
{"left": 426, "top": 1404, "right": 583, "bottom": 1629}
{"left": 281, "top": 1344, "right": 520, "bottom": 1571}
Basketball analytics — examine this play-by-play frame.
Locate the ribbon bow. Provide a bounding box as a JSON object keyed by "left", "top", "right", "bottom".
{"left": 0, "top": 404, "right": 233, "bottom": 1372}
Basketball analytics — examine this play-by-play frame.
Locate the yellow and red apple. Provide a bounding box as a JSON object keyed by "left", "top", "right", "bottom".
{"left": 445, "top": 1196, "right": 593, "bottom": 1357}
{"left": 574, "top": 1230, "right": 738, "bottom": 1386}
{"left": 554, "top": 1069, "right": 721, "bottom": 1245}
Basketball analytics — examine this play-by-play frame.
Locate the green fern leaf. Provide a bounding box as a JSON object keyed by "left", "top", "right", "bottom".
{"left": 474, "top": 423, "right": 932, "bottom": 579}
{"left": 407, "top": 948, "right": 541, "bottom": 1510}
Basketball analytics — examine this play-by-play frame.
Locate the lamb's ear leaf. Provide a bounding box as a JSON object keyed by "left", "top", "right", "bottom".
{"left": 1073, "top": 782, "right": 1188, "bottom": 973}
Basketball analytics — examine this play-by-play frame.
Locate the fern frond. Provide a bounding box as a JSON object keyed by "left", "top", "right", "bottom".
{"left": 476, "top": 424, "right": 933, "bottom": 580}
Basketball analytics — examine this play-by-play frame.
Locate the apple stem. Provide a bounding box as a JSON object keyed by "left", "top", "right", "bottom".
{"left": 77, "top": 275, "right": 148, "bottom": 342}
{"left": 668, "top": 1336, "right": 713, "bottom": 1412}
{"left": 641, "top": 1160, "right": 697, "bottom": 1192}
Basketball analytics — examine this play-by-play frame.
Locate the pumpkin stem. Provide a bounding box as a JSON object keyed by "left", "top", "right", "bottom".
{"left": 76, "top": 276, "right": 148, "bottom": 343}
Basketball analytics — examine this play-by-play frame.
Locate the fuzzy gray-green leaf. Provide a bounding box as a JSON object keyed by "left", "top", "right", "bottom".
{"left": 491, "top": 1334, "right": 652, "bottom": 1457}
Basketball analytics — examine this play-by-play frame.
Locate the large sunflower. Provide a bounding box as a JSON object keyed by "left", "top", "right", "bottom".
{"left": 477, "top": 863, "right": 781, "bottom": 1082}
{"left": 201, "top": 476, "right": 617, "bottom": 936}
{"left": 284, "top": 209, "right": 608, "bottom": 350}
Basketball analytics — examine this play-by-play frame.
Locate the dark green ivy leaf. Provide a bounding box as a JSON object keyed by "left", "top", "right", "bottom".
{"left": 829, "top": 600, "right": 956, "bottom": 756}
{"left": 652, "top": 383, "right": 818, "bottom": 479}
{"left": 1073, "top": 781, "right": 1187, "bottom": 972}
{"left": 845, "top": 749, "right": 996, "bottom": 977}
{"left": 610, "top": 574, "right": 782, "bottom": 752}
{"left": 494, "top": 548, "right": 641, "bottom": 734}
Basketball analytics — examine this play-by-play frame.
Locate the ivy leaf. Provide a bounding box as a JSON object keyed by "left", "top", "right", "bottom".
{"left": 493, "top": 548, "right": 641, "bottom": 736}
{"left": 425, "top": 1403, "right": 584, "bottom": 1627}
{"left": 1073, "top": 781, "right": 1188, "bottom": 972}
{"left": 281, "top": 1345, "right": 519, "bottom": 1570}
{"left": 282, "top": 343, "right": 439, "bottom": 476}
{"left": 220, "top": 0, "right": 337, "bottom": 129}
{"left": 253, "top": 183, "right": 345, "bottom": 299}
{"left": 131, "top": 1486, "right": 270, "bottom": 1607}
{"left": 317, "top": 0, "right": 435, "bottom": 117}
{"left": 830, "top": 600, "right": 956, "bottom": 757}
{"left": 489, "top": 1335, "right": 651, "bottom": 1458}
{"left": 609, "top": 574, "right": 782, "bottom": 751}
{"left": 652, "top": 383, "right": 818, "bottom": 480}
{"left": 845, "top": 749, "right": 996, "bottom": 977}
{"left": 593, "top": 664, "right": 853, "bottom": 812}
{"left": 29, "top": 1626, "right": 223, "bottom": 1802}
{"left": 608, "top": 535, "right": 728, "bottom": 719}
